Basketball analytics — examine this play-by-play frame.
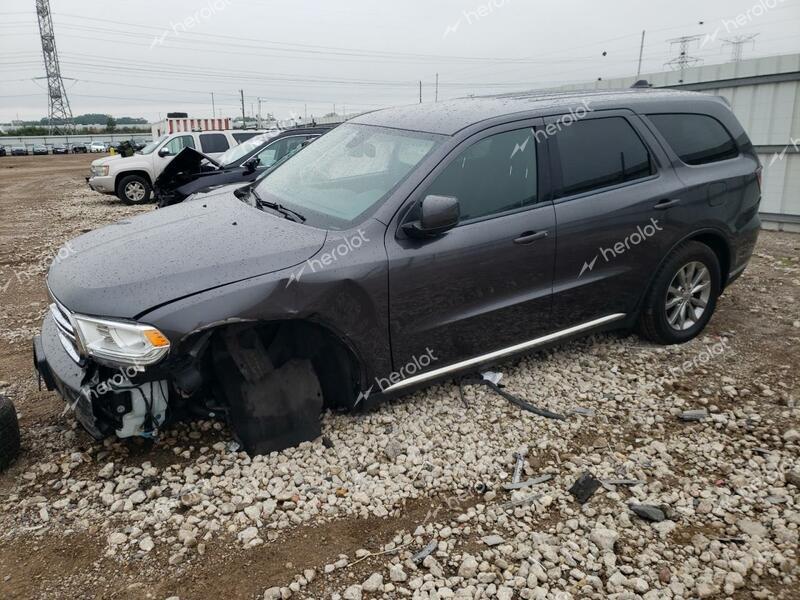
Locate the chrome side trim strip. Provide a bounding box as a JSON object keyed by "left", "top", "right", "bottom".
{"left": 383, "top": 313, "right": 627, "bottom": 393}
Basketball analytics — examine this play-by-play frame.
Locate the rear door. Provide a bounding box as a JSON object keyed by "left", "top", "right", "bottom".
{"left": 547, "top": 111, "right": 684, "bottom": 329}
{"left": 386, "top": 119, "right": 556, "bottom": 371}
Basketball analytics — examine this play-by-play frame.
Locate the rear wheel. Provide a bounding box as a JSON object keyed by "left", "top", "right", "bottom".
{"left": 0, "top": 395, "right": 21, "bottom": 471}
{"left": 638, "top": 241, "right": 721, "bottom": 345}
{"left": 117, "top": 174, "right": 152, "bottom": 205}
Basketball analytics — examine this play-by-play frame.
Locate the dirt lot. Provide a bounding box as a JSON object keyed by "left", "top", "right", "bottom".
{"left": 0, "top": 154, "right": 798, "bottom": 599}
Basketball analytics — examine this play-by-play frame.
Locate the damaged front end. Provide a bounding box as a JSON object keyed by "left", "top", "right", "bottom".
{"left": 34, "top": 297, "right": 352, "bottom": 455}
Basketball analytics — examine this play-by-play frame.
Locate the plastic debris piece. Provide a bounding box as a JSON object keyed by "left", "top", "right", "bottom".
{"left": 629, "top": 503, "right": 667, "bottom": 522}
{"left": 481, "top": 371, "right": 503, "bottom": 385}
{"left": 411, "top": 539, "right": 437, "bottom": 563}
{"left": 568, "top": 472, "right": 601, "bottom": 504}
{"left": 679, "top": 409, "right": 709, "bottom": 421}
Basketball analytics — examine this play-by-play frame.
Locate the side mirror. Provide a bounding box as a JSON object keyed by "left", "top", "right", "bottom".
{"left": 158, "top": 147, "right": 171, "bottom": 157}
{"left": 402, "top": 195, "right": 460, "bottom": 238}
{"left": 243, "top": 157, "right": 260, "bottom": 173}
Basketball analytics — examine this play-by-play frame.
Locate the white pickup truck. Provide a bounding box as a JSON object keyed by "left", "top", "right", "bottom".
{"left": 87, "top": 129, "right": 261, "bottom": 204}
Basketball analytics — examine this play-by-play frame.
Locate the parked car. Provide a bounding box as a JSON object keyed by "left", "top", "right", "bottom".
{"left": 33, "top": 144, "right": 48, "bottom": 155}
{"left": 71, "top": 143, "right": 88, "bottom": 153}
{"left": 87, "top": 129, "right": 265, "bottom": 204}
{"left": 34, "top": 90, "right": 761, "bottom": 454}
{"left": 11, "top": 146, "right": 27, "bottom": 156}
{"left": 52, "top": 145, "right": 69, "bottom": 155}
{"left": 154, "top": 126, "right": 334, "bottom": 207}
{"left": 89, "top": 141, "right": 106, "bottom": 153}
{"left": 0, "top": 147, "right": 6, "bottom": 157}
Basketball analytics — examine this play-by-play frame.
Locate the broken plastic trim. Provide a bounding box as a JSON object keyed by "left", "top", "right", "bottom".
{"left": 459, "top": 377, "right": 565, "bottom": 421}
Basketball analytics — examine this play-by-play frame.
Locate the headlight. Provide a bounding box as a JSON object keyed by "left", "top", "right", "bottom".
{"left": 72, "top": 315, "right": 170, "bottom": 367}
{"left": 92, "top": 165, "right": 109, "bottom": 176}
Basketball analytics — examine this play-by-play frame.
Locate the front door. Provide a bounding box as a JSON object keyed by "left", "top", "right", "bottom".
{"left": 386, "top": 121, "right": 556, "bottom": 375}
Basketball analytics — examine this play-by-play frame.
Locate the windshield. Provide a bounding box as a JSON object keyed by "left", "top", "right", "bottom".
{"left": 217, "top": 132, "right": 278, "bottom": 166}
{"left": 139, "top": 135, "right": 167, "bottom": 155}
{"left": 253, "top": 123, "right": 441, "bottom": 229}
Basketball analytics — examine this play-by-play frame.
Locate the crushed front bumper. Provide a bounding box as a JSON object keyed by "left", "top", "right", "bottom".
{"left": 33, "top": 313, "right": 106, "bottom": 438}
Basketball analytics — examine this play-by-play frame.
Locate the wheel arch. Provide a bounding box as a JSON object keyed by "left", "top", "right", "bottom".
{"left": 178, "top": 317, "right": 365, "bottom": 410}
{"left": 115, "top": 170, "right": 153, "bottom": 192}
{"left": 635, "top": 227, "right": 731, "bottom": 317}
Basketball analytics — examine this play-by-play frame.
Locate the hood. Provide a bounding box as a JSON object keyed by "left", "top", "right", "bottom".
{"left": 92, "top": 154, "right": 121, "bottom": 167}
{"left": 154, "top": 147, "right": 221, "bottom": 189}
{"left": 48, "top": 194, "right": 327, "bottom": 319}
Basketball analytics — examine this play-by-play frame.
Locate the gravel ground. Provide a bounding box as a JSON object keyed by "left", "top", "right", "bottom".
{"left": 0, "top": 155, "right": 798, "bottom": 599}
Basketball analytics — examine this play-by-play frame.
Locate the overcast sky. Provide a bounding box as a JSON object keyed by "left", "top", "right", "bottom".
{"left": 1, "top": 0, "right": 798, "bottom": 123}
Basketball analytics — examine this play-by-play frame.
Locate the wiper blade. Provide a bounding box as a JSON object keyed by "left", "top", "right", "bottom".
{"left": 250, "top": 188, "right": 306, "bottom": 223}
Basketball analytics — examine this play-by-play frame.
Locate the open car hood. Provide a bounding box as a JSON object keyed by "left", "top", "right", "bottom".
{"left": 154, "top": 147, "right": 222, "bottom": 189}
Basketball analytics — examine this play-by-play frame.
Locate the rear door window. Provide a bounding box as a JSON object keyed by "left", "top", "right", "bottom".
{"left": 199, "top": 133, "right": 230, "bottom": 154}
{"left": 552, "top": 117, "right": 653, "bottom": 197}
{"left": 647, "top": 113, "right": 739, "bottom": 165}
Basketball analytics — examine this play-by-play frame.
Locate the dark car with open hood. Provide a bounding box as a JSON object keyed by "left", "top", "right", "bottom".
{"left": 153, "top": 126, "right": 335, "bottom": 207}
{"left": 34, "top": 89, "right": 761, "bottom": 455}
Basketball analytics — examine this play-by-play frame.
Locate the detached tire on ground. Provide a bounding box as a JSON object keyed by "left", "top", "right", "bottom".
{"left": 117, "top": 174, "right": 152, "bottom": 205}
{"left": 0, "top": 395, "right": 21, "bottom": 471}
{"left": 638, "top": 241, "right": 721, "bottom": 345}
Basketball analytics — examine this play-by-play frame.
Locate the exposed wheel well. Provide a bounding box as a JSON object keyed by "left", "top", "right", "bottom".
{"left": 689, "top": 231, "right": 730, "bottom": 285}
{"left": 182, "top": 319, "right": 362, "bottom": 411}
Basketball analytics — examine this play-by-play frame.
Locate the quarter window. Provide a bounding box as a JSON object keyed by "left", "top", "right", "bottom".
{"left": 553, "top": 117, "right": 653, "bottom": 197}
{"left": 425, "top": 128, "right": 538, "bottom": 222}
{"left": 199, "top": 133, "right": 230, "bottom": 154}
{"left": 647, "top": 113, "right": 738, "bottom": 165}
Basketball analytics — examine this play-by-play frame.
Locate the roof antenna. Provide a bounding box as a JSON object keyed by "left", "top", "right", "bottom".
{"left": 631, "top": 80, "right": 652, "bottom": 89}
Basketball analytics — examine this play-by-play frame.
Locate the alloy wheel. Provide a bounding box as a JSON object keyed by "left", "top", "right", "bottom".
{"left": 665, "top": 261, "right": 711, "bottom": 331}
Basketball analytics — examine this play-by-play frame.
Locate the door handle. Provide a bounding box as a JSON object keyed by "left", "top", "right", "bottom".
{"left": 513, "top": 231, "right": 548, "bottom": 245}
{"left": 654, "top": 198, "right": 681, "bottom": 210}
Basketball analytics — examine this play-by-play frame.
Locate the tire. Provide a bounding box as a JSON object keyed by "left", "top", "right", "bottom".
{"left": 638, "top": 241, "right": 721, "bottom": 345}
{"left": 0, "top": 395, "right": 21, "bottom": 472}
{"left": 116, "top": 174, "right": 152, "bottom": 205}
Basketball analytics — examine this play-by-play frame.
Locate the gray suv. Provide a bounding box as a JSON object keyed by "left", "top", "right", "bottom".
{"left": 34, "top": 89, "right": 761, "bottom": 454}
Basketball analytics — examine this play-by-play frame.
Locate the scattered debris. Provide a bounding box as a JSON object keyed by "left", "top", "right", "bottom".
{"left": 679, "top": 409, "right": 709, "bottom": 421}
{"left": 571, "top": 406, "right": 596, "bottom": 417}
{"left": 463, "top": 377, "right": 565, "bottom": 420}
{"left": 501, "top": 494, "right": 541, "bottom": 510}
{"left": 481, "top": 534, "right": 505, "bottom": 546}
{"left": 480, "top": 371, "right": 503, "bottom": 385}
{"left": 568, "top": 472, "right": 601, "bottom": 504}
{"left": 629, "top": 503, "right": 667, "bottom": 522}
{"left": 411, "top": 539, "right": 437, "bottom": 563}
{"left": 503, "top": 474, "right": 553, "bottom": 490}
{"left": 511, "top": 452, "right": 525, "bottom": 484}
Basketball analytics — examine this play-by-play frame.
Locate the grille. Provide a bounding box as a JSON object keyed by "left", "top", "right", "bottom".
{"left": 49, "top": 293, "right": 82, "bottom": 364}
